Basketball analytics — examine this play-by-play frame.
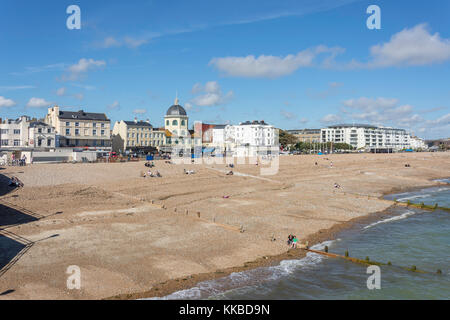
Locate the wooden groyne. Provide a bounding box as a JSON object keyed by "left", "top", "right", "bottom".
{"left": 304, "top": 248, "right": 444, "bottom": 275}
{"left": 393, "top": 200, "right": 450, "bottom": 212}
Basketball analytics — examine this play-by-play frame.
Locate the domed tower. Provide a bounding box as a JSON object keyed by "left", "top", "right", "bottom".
{"left": 164, "top": 95, "right": 188, "bottom": 138}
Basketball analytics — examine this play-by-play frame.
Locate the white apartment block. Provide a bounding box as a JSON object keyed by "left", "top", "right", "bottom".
{"left": 45, "top": 106, "right": 111, "bottom": 149}
{"left": 223, "top": 120, "right": 277, "bottom": 156}
{"left": 321, "top": 124, "right": 411, "bottom": 151}
{"left": 0, "top": 116, "right": 56, "bottom": 149}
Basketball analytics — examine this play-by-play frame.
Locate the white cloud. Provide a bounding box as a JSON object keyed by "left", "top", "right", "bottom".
{"left": 280, "top": 109, "right": 296, "bottom": 120}
{"left": 124, "top": 37, "right": 148, "bottom": 48}
{"left": 209, "top": 46, "right": 344, "bottom": 78}
{"left": 56, "top": 87, "right": 67, "bottom": 96}
{"left": 107, "top": 101, "right": 120, "bottom": 110}
{"left": 62, "top": 58, "right": 106, "bottom": 81}
{"left": 69, "top": 58, "right": 106, "bottom": 73}
{"left": 341, "top": 97, "right": 417, "bottom": 124}
{"left": 299, "top": 118, "right": 309, "bottom": 124}
{"left": 426, "top": 113, "right": 450, "bottom": 126}
{"left": 102, "top": 37, "right": 121, "bottom": 48}
{"left": 97, "top": 36, "right": 148, "bottom": 49}
{"left": 26, "top": 97, "right": 52, "bottom": 108}
{"left": 73, "top": 93, "right": 84, "bottom": 101}
{"left": 0, "top": 85, "right": 35, "bottom": 90}
{"left": 0, "top": 96, "right": 16, "bottom": 107}
{"left": 368, "top": 24, "right": 450, "bottom": 67}
{"left": 321, "top": 114, "right": 342, "bottom": 124}
{"left": 190, "top": 81, "right": 233, "bottom": 107}
{"left": 133, "top": 109, "right": 147, "bottom": 114}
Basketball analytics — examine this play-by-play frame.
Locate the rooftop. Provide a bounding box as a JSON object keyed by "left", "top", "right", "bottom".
{"left": 59, "top": 110, "right": 109, "bottom": 121}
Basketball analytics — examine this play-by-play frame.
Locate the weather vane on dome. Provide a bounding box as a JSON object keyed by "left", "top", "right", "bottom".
{"left": 175, "top": 90, "right": 179, "bottom": 105}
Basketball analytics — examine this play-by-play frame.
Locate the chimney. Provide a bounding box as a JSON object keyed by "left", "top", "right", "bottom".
{"left": 146, "top": 118, "right": 150, "bottom": 124}
{"left": 134, "top": 117, "right": 138, "bottom": 123}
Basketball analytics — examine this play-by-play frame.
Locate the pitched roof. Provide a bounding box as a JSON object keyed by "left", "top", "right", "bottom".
{"left": 123, "top": 120, "right": 153, "bottom": 127}
{"left": 59, "top": 110, "right": 109, "bottom": 121}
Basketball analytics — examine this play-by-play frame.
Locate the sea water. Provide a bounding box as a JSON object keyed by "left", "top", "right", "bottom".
{"left": 155, "top": 180, "right": 450, "bottom": 300}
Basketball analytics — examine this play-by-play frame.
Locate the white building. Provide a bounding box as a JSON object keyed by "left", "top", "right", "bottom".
{"left": 409, "top": 136, "right": 428, "bottom": 150}
{"left": 223, "top": 120, "right": 277, "bottom": 157}
{"left": 0, "top": 116, "right": 30, "bottom": 148}
{"left": 0, "top": 116, "right": 56, "bottom": 149}
{"left": 28, "top": 121, "right": 56, "bottom": 149}
{"left": 320, "top": 124, "right": 411, "bottom": 151}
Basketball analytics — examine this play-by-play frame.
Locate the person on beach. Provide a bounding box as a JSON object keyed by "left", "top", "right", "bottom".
{"left": 292, "top": 236, "right": 298, "bottom": 248}
{"left": 287, "top": 234, "right": 293, "bottom": 246}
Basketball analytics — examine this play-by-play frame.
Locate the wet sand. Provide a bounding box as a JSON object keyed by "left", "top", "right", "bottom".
{"left": 0, "top": 152, "right": 449, "bottom": 299}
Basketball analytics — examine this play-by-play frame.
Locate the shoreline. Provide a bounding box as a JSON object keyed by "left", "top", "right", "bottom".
{"left": 107, "top": 178, "right": 449, "bottom": 300}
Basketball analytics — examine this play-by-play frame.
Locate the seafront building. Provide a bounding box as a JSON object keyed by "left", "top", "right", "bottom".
{"left": 222, "top": 120, "right": 277, "bottom": 157}
{"left": 45, "top": 106, "right": 111, "bottom": 150}
{"left": 409, "top": 136, "right": 428, "bottom": 150}
{"left": 0, "top": 116, "right": 56, "bottom": 150}
{"left": 321, "top": 124, "right": 411, "bottom": 151}
{"left": 286, "top": 129, "right": 321, "bottom": 143}
{"left": 112, "top": 118, "right": 165, "bottom": 153}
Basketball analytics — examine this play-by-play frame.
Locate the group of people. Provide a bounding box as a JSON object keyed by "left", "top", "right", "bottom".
{"left": 144, "top": 170, "right": 161, "bottom": 178}
{"left": 145, "top": 161, "right": 155, "bottom": 168}
{"left": 287, "top": 234, "right": 298, "bottom": 248}
{"left": 10, "top": 154, "right": 27, "bottom": 166}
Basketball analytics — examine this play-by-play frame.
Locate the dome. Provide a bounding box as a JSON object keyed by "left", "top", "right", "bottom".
{"left": 166, "top": 104, "right": 187, "bottom": 116}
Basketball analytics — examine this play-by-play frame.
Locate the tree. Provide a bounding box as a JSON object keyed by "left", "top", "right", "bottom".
{"left": 278, "top": 130, "right": 297, "bottom": 149}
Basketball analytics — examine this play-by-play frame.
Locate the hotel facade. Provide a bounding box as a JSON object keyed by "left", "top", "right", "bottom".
{"left": 45, "top": 106, "right": 111, "bottom": 149}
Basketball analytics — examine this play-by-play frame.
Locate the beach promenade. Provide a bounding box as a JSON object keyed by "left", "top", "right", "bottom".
{"left": 0, "top": 152, "right": 449, "bottom": 299}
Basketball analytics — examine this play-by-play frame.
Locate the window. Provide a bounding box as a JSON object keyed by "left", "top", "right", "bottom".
{"left": 1, "top": 140, "right": 8, "bottom": 146}
{"left": 101, "top": 130, "right": 105, "bottom": 136}
{"left": 93, "top": 123, "right": 97, "bottom": 127}
{"left": 66, "top": 122, "right": 70, "bottom": 126}
{"left": 47, "top": 139, "right": 51, "bottom": 146}
{"left": 93, "top": 130, "right": 97, "bottom": 136}
{"left": 38, "top": 139, "right": 42, "bottom": 147}
{"left": 101, "top": 123, "right": 105, "bottom": 128}
{"left": 0, "top": 129, "right": 7, "bottom": 134}
{"left": 47, "top": 128, "right": 51, "bottom": 133}
{"left": 166, "top": 120, "right": 169, "bottom": 125}
{"left": 75, "top": 129, "right": 79, "bottom": 135}
{"left": 66, "top": 129, "right": 70, "bottom": 135}
{"left": 13, "top": 129, "right": 20, "bottom": 134}
{"left": 75, "top": 122, "right": 79, "bottom": 127}
{"left": 14, "top": 140, "right": 21, "bottom": 146}
{"left": 181, "top": 120, "right": 185, "bottom": 126}
{"left": 172, "top": 120, "right": 178, "bottom": 126}
{"left": 38, "top": 128, "right": 42, "bottom": 133}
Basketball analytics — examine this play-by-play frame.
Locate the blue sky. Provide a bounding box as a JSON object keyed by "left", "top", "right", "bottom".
{"left": 0, "top": 0, "right": 449, "bottom": 139}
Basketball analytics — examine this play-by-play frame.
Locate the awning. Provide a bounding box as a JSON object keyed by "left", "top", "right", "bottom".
{"left": 202, "top": 147, "right": 216, "bottom": 153}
